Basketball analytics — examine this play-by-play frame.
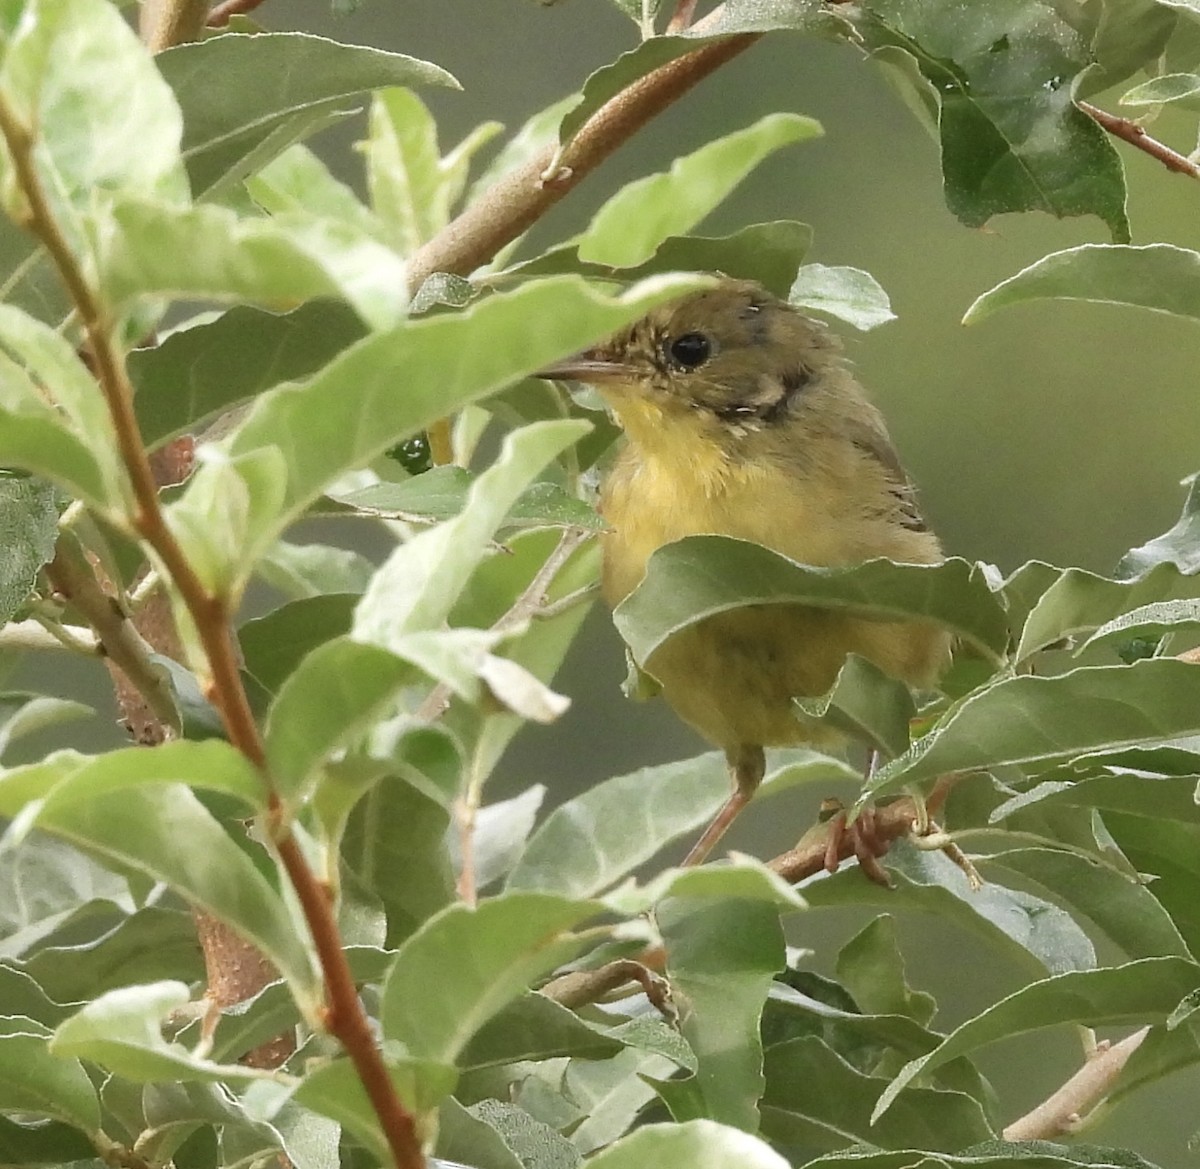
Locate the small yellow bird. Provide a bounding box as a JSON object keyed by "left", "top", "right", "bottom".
{"left": 543, "top": 278, "right": 950, "bottom": 864}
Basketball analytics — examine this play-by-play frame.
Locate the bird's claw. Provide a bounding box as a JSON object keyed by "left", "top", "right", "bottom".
{"left": 822, "top": 799, "right": 892, "bottom": 887}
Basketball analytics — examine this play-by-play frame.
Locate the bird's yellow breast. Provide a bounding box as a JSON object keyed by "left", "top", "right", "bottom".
{"left": 599, "top": 393, "right": 948, "bottom": 752}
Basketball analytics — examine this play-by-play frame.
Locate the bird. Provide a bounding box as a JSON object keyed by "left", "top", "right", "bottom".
{"left": 539, "top": 278, "right": 951, "bottom": 866}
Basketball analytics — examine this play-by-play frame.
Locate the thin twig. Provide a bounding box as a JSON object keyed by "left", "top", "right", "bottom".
{"left": 207, "top": 0, "right": 269, "bottom": 26}
{"left": 1003, "top": 1027, "right": 1149, "bottom": 1140}
{"left": 1, "top": 618, "right": 98, "bottom": 654}
{"left": 44, "top": 542, "right": 180, "bottom": 732}
{"left": 542, "top": 956, "right": 672, "bottom": 1013}
{"left": 1077, "top": 100, "right": 1200, "bottom": 179}
{"left": 416, "top": 527, "right": 594, "bottom": 722}
{"left": 0, "top": 94, "right": 427, "bottom": 1169}
{"left": 405, "top": 29, "right": 759, "bottom": 292}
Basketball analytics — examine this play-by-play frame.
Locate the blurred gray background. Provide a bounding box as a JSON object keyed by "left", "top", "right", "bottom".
{"left": 22, "top": 0, "right": 1200, "bottom": 1159}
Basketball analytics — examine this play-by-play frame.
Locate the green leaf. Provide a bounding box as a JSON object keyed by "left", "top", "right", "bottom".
{"left": 506, "top": 750, "right": 853, "bottom": 897}
{"left": 837, "top": 914, "right": 936, "bottom": 1025}
{"left": 16, "top": 784, "right": 317, "bottom": 995}
{"left": 128, "top": 301, "right": 366, "bottom": 450}
{"left": 616, "top": 539, "right": 1007, "bottom": 668}
{"left": 1118, "top": 474, "right": 1200, "bottom": 578}
{"left": 504, "top": 221, "right": 814, "bottom": 299}
{"left": 602, "top": 855, "right": 805, "bottom": 918}
{"left": 807, "top": 843, "right": 1096, "bottom": 978}
{"left": 96, "top": 197, "right": 410, "bottom": 330}
{"left": 1077, "top": 599, "right": 1200, "bottom": 655}
{"left": 0, "top": 475, "right": 57, "bottom": 626}
{"left": 964, "top": 244, "right": 1200, "bottom": 325}
{"left": 0, "top": 740, "right": 264, "bottom": 815}
{"left": 760, "top": 1035, "right": 994, "bottom": 1152}
{"left": 875, "top": 957, "right": 1200, "bottom": 1121}
{"left": 330, "top": 465, "right": 603, "bottom": 535}
{"left": 0, "top": 693, "right": 93, "bottom": 761}
{"left": 660, "top": 897, "right": 784, "bottom": 1130}
{"left": 436, "top": 1095, "right": 525, "bottom": 1169}
{"left": 381, "top": 892, "right": 600, "bottom": 1063}
{"left": 0, "top": 1017, "right": 100, "bottom": 1130}
{"left": 981, "top": 847, "right": 1192, "bottom": 961}
{"left": 247, "top": 143, "right": 382, "bottom": 238}
{"left": 157, "top": 32, "right": 458, "bottom": 198}
{"left": 0, "top": 1117, "right": 93, "bottom": 1162}
{"left": 239, "top": 593, "right": 358, "bottom": 699}
{"left": 794, "top": 654, "right": 917, "bottom": 759}
{"left": 255, "top": 540, "right": 376, "bottom": 601}
{"left": 1121, "top": 71, "right": 1200, "bottom": 105}
{"left": 340, "top": 772, "right": 456, "bottom": 945}
{"left": 1016, "top": 560, "right": 1200, "bottom": 660}
{"left": 585, "top": 1120, "right": 791, "bottom": 1169}
{"left": 460, "top": 992, "right": 623, "bottom": 1070}
{"left": 172, "top": 274, "right": 705, "bottom": 580}
{"left": 0, "top": 0, "right": 187, "bottom": 211}
{"left": 51, "top": 981, "right": 265, "bottom": 1085}
{"left": 0, "top": 400, "right": 110, "bottom": 508}
{"left": 365, "top": 88, "right": 501, "bottom": 254}
{"left": 577, "top": 114, "right": 822, "bottom": 268}
{"left": 865, "top": 659, "right": 1200, "bottom": 799}
{"left": 468, "top": 1099, "right": 582, "bottom": 1169}
{"left": 862, "top": 0, "right": 1130, "bottom": 242}
{"left": 788, "top": 264, "right": 896, "bottom": 331}
{"left": 353, "top": 421, "right": 588, "bottom": 646}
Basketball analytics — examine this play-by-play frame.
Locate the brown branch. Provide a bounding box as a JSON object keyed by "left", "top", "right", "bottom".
{"left": 44, "top": 541, "right": 181, "bottom": 736}
{"left": 405, "top": 30, "right": 760, "bottom": 292}
{"left": 542, "top": 955, "right": 671, "bottom": 1011}
{"left": 139, "top": 0, "right": 210, "bottom": 52}
{"left": 0, "top": 95, "right": 426, "bottom": 1169}
{"left": 768, "top": 774, "right": 962, "bottom": 885}
{"left": 1003, "top": 1027, "right": 1149, "bottom": 1140}
{"left": 1077, "top": 100, "right": 1200, "bottom": 180}
{"left": 207, "top": 0, "right": 269, "bottom": 26}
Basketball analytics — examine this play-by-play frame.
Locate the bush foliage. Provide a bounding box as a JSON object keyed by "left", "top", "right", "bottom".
{"left": 1, "top": 1, "right": 1200, "bottom": 1167}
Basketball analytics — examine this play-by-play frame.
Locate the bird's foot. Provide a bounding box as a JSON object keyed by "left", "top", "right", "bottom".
{"left": 820, "top": 798, "right": 892, "bottom": 887}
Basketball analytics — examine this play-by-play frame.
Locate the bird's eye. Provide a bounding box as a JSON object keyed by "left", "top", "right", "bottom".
{"left": 667, "top": 332, "right": 712, "bottom": 370}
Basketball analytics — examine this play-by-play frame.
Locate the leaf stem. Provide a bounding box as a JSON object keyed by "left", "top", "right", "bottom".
{"left": 406, "top": 28, "right": 760, "bottom": 291}
{"left": 0, "top": 94, "right": 427, "bottom": 1169}
{"left": 1077, "top": 100, "right": 1200, "bottom": 180}
{"left": 666, "top": 0, "right": 700, "bottom": 33}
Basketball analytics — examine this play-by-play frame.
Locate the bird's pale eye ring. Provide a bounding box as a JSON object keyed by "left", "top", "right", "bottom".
{"left": 666, "top": 332, "right": 712, "bottom": 370}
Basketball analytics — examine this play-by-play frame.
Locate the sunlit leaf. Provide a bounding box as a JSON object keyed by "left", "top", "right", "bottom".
{"left": 577, "top": 114, "right": 822, "bottom": 268}
{"left": 965, "top": 244, "right": 1200, "bottom": 326}
{"left": 1121, "top": 71, "right": 1200, "bottom": 105}
{"left": 788, "top": 264, "right": 896, "bottom": 330}
{"left": 172, "top": 274, "right": 705, "bottom": 584}
{"left": 585, "top": 1120, "right": 791, "bottom": 1169}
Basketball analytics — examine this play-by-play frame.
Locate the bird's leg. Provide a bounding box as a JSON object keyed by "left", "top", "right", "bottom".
{"left": 682, "top": 744, "right": 765, "bottom": 867}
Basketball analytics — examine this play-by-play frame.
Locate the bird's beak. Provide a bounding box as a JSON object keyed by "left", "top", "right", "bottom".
{"left": 534, "top": 353, "right": 636, "bottom": 383}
